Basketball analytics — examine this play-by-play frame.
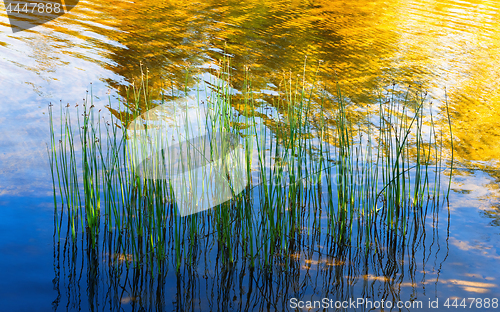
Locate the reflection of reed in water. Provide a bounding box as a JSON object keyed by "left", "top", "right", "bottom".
{"left": 50, "top": 201, "right": 451, "bottom": 311}
{"left": 48, "top": 63, "right": 454, "bottom": 310}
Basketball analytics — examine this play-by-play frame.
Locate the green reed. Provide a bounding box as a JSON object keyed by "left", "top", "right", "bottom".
{"left": 48, "top": 64, "right": 453, "bottom": 273}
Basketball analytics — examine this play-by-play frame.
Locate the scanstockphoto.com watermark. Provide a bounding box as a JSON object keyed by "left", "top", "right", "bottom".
{"left": 289, "top": 297, "right": 499, "bottom": 310}
{"left": 3, "top": 0, "right": 79, "bottom": 32}
{"left": 289, "top": 298, "right": 423, "bottom": 310}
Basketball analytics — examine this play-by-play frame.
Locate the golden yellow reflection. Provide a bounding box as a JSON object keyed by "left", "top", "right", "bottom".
{"left": 442, "top": 279, "right": 498, "bottom": 294}
{"left": 120, "top": 296, "right": 137, "bottom": 304}
{"left": 103, "top": 252, "right": 134, "bottom": 264}
{"left": 304, "top": 258, "right": 345, "bottom": 267}
{"left": 2, "top": 0, "right": 500, "bottom": 172}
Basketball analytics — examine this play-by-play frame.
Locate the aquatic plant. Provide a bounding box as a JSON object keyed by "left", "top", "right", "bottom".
{"left": 47, "top": 62, "right": 453, "bottom": 274}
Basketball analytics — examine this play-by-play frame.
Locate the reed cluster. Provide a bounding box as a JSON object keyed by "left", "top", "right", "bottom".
{"left": 48, "top": 65, "right": 453, "bottom": 274}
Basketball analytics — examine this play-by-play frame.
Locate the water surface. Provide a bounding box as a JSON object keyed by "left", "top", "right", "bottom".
{"left": 1, "top": 0, "right": 500, "bottom": 310}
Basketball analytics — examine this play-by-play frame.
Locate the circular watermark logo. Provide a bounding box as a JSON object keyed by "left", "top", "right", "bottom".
{"left": 3, "top": 0, "right": 79, "bottom": 32}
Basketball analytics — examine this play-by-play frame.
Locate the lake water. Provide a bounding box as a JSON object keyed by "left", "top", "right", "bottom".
{"left": 1, "top": 0, "right": 500, "bottom": 311}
